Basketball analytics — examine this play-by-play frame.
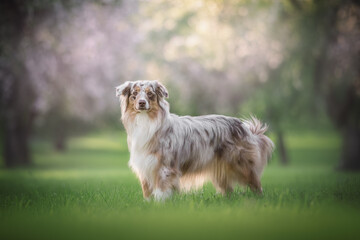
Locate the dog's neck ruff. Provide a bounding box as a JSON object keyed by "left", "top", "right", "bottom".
{"left": 123, "top": 110, "right": 167, "bottom": 184}
{"left": 129, "top": 112, "right": 160, "bottom": 149}
{"left": 122, "top": 99, "right": 169, "bottom": 149}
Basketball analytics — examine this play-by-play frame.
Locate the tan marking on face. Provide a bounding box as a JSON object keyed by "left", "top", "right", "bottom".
{"left": 145, "top": 87, "right": 155, "bottom": 98}
{"left": 124, "top": 82, "right": 165, "bottom": 122}
{"left": 124, "top": 85, "right": 139, "bottom": 121}
{"left": 140, "top": 86, "right": 159, "bottom": 118}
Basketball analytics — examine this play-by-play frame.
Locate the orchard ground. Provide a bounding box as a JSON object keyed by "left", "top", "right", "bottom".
{"left": 0, "top": 130, "right": 359, "bottom": 240}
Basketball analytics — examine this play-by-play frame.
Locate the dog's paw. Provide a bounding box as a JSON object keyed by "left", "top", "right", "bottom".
{"left": 153, "top": 188, "right": 172, "bottom": 202}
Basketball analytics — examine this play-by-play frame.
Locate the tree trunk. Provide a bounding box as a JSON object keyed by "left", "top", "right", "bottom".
{"left": 1, "top": 70, "right": 35, "bottom": 167}
{"left": 54, "top": 132, "right": 67, "bottom": 152}
{"left": 339, "top": 126, "right": 360, "bottom": 170}
{"left": 277, "top": 130, "right": 289, "bottom": 165}
{"left": 0, "top": 0, "right": 35, "bottom": 167}
{"left": 3, "top": 112, "right": 31, "bottom": 167}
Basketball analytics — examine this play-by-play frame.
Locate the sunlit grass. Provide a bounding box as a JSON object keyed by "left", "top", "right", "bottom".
{"left": 70, "top": 131, "right": 128, "bottom": 151}
{"left": 286, "top": 131, "right": 341, "bottom": 150}
{"left": 0, "top": 129, "right": 359, "bottom": 240}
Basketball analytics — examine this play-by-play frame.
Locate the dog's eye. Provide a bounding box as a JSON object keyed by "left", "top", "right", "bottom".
{"left": 147, "top": 92, "right": 153, "bottom": 97}
{"left": 133, "top": 91, "right": 138, "bottom": 96}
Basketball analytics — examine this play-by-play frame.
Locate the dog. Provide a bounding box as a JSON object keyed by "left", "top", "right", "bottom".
{"left": 116, "top": 80, "right": 274, "bottom": 201}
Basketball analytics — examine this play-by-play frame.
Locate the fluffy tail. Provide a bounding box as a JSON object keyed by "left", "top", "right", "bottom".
{"left": 242, "top": 116, "right": 275, "bottom": 162}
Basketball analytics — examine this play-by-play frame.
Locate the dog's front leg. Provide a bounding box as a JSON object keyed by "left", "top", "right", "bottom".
{"left": 153, "top": 166, "right": 179, "bottom": 201}
{"left": 141, "top": 179, "right": 152, "bottom": 200}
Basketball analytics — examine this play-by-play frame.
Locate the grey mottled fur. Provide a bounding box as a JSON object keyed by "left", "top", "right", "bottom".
{"left": 116, "top": 80, "right": 274, "bottom": 201}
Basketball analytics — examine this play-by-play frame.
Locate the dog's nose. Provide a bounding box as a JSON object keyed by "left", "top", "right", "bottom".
{"left": 138, "top": 100, "right": 146, "bottom": 107}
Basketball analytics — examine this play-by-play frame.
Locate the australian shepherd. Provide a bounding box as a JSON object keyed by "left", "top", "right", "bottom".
{"left": 116, "top": 80, "right": 274, "bottom": 201}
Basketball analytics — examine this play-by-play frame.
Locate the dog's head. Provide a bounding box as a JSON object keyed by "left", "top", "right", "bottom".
{"left": 116, "top": 80, "right": 169, "bottom": 116}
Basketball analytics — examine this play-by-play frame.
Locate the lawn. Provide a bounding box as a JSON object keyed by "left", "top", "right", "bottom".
{"left": 0, "top": 130, "right": 360, "bottom": 240}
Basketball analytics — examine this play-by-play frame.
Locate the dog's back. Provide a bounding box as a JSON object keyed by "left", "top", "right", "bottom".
{"left": 154, "top": 114, "right": 274, "bottom": 193}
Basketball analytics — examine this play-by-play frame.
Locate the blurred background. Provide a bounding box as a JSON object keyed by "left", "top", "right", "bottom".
{"left": 0, "top": 0, "right": 359, "bottom": 170}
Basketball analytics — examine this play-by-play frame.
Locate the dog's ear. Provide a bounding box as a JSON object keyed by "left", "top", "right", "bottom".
{"left": 154, "top": 81, "right": 169, "bottom": 98}
{"left": 116, "top": 81, "right": 132, "bottom": 98}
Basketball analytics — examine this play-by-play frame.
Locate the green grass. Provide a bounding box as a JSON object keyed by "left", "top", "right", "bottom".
{"left": 1, "top": 130, "right": 360, "bottom": 240}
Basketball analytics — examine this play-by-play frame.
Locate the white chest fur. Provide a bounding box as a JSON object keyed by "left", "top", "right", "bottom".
{"left": 127, "top": 113, "right": 160, "bottom": 182}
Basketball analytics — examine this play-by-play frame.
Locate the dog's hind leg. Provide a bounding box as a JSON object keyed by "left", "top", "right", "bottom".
{"left": 247, "top": 169, "right": 262, "bottom": 194}
{"left": 233, "top": 154, "right": 263, "bottom": 194}
{"left": 211, "top": 161, "right": 233, "bottom": 195}
{"left": 214, "top": 179, "right": 233, "bottom": 195}
{"left": 235, "top": 146, "right": 263, "bottom": 194}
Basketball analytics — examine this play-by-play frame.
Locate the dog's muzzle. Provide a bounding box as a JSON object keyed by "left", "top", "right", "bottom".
{"left": 137, "top": 100, "right": 148, "bottom": 111}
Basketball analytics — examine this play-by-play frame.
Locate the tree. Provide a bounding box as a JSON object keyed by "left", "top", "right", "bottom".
{"left": 24, "top": 1, "right": 141, "bottom": 151}
{"left": 0, "top": 0, "right": 141, "bottom": 166}
{"left": 138, "top": 0, "right": 293, "bottom": 164}
{"left": 0, "top": 0, "right": 37, "bottom": 167}
{"left": 274, "top": 0, "right": 360, "bottom": 169}
{"left": 138, "top": 0, "right": 284, "bottom": 115}
{"left": 312, "top": 1, "right": 360, "bottom": 170}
